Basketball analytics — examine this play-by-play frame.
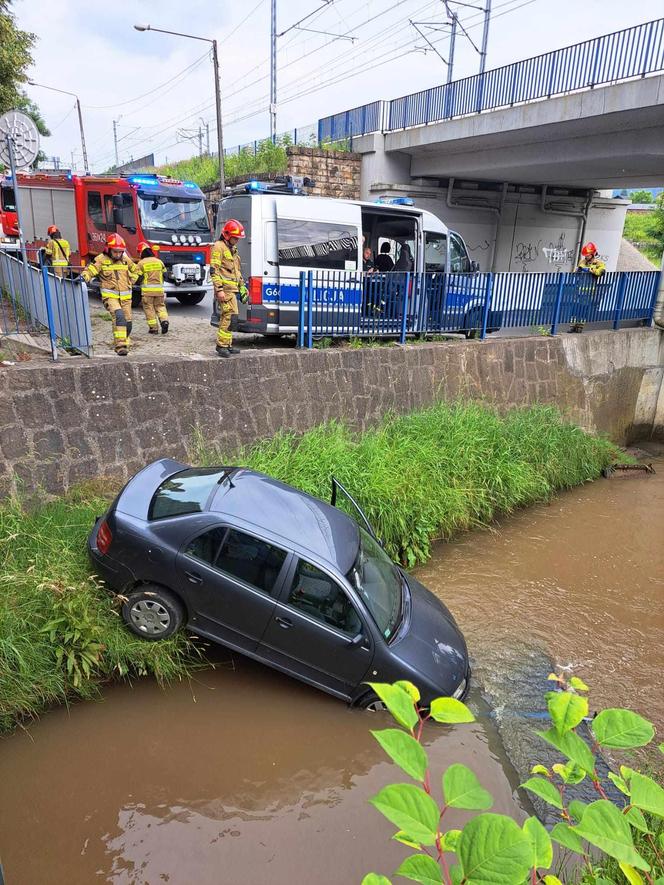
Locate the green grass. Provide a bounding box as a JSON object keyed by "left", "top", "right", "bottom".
{"left": 154, "top": 139, "right": 289, "bottom": 189}
{"left": 0, "top": 403, "right": 617, "bottom": 734}
{"left": 622, "top": 212, "right": 663, "bottom": 266}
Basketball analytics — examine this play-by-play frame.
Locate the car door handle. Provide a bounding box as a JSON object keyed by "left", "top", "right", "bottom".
{"left": 184, "top": 571, "right": 203, "bottom": 585}
{"left": 275, "top": 616, "right": 293, "bottom": 629}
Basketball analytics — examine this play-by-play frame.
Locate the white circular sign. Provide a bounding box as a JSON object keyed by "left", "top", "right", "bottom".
{"left": 0, "top": 110, "right": 40, "bottom": 169}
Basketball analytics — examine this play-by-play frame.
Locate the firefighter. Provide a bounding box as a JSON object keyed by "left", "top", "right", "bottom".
{"left": 44, "top": 225, "right": 71, "bottom": 277}
{"left": 135, "top": 241, "right": 169, "bottom": 335}
{"left": 210, "top": 219, "right": 248, "bottom": 357}
{"left": 577, "top": 242, "right": 606, "bottom": 277}
{"left": 82, "top": 234, "right": 139, "bottom": 356}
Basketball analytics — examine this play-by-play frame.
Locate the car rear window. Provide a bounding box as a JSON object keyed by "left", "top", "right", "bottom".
{"left": 149, "top": 468, "right": 227, "bottom": 520}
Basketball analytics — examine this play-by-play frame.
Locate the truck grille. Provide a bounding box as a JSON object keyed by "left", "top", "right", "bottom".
{"left": 159, "top": 251, "right": 205, "bottom": 266}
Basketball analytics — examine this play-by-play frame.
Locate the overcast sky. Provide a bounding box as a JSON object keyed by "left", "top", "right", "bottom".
{"left": 16, "top": 0, "right": 664, "bottom": 172}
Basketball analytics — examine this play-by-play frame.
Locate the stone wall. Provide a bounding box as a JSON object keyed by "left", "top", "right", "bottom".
{"left": 1, "top": 329, "right": 662, "bottom": 498}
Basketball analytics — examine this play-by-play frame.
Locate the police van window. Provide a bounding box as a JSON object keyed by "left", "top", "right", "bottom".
{"left": 449, "top": 232, "right": 471, "bottom": 273}
{"left": 88, "top": 192, "right": 109, "bottom": 231}
{"left": 278, "top": 219, "right": 358, "bottom": 270}
{"left": 425, "top": 232, "right": 447, "bottom": 272}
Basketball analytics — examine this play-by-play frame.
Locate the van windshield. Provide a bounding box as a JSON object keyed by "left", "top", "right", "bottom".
{"left": 347, "top": 528, "right": 403, "bottom": 640}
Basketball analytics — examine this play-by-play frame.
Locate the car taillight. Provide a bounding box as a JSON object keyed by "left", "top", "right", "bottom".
{"left": 249, "top": 276, "right": 263, "bottom": 304}
{"left": 97, "top": 519, "right": 112, "bottom": 555}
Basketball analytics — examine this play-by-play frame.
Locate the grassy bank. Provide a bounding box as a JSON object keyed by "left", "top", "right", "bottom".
{"left": 0, "top": 403, "right": 616, "bottom": 733}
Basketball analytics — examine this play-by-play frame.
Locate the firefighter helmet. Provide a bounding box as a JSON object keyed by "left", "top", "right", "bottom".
{"left": 137, "top": 240, "right": 159, "bottom": 254}
{"left": 221, "top": 219, "right": 245, "bottom": 239}
{"left": 47, "top": 225, "right": 59, "bottom": 235}
{"left": 581, "top": 242, "right": 598, "bottom": 257}
{"left": 106, "top": 233, "right": 126, "bottom": 251}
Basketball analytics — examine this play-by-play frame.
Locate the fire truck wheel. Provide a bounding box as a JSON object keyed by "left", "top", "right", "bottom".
{"left": 175, "top": 291, "right": 206, "bottom": 306}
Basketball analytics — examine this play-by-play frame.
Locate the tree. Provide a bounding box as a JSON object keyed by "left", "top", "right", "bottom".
{"left": 630, "top": 189, "right": 654, "bottom": 204}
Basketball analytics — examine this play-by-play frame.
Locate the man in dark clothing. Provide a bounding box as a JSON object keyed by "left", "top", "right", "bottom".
{"left": 375, "top": 242, "right": 394, "bottom": 272}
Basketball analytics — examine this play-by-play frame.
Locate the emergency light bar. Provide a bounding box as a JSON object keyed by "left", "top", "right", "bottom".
{"left": 231, "top": 175, "right": 316, "bottom": 196}
{"left": 375, "top": 196, "right": 415, "bottom": 206}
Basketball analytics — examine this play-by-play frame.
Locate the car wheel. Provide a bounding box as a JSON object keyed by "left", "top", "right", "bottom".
{"left": 121, "top": 585, "right": 184, "bottom": 640}
{"left": 356, "top": 691, "right": 388, "bottom": 713}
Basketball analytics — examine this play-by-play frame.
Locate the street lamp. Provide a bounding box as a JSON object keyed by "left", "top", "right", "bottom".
{"left": 133, "top": 23, "right": 225, "bottom": 192}
{"left": 28, "top": 80, "right": 89, "bottom": 174}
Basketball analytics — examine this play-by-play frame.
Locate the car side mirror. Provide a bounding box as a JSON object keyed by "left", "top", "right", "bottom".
{"left": 470, "top": 259, "right": 480, "bottom": 273}
{"left": 348, "top": 632, "right": 365, "bottom": 648}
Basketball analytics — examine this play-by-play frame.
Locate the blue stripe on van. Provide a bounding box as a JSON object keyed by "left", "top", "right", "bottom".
{"left": 262, "top": 282, "right": 362, "bottom": 305}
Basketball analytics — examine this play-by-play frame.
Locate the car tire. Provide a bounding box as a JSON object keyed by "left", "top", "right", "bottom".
{"left": 356, "top": 691, "right": 389, "bottom": 713}
{"left": 176, "top": 291, "right": 206, "bottom": 306}
{"left": 121, "top": 585, "right": 185, "bottom": 641}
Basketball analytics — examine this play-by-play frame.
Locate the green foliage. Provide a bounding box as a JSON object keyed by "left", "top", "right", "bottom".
{"left": 622, "top": 197, "right": 664, "bottom": 265}
{"left": 630, "top": 190, "right": 654, "bottom": 204}
{"left": 191, "top": 402, "right": 617, "bottom": 568}
{"left": 153, "top": 138, "right": 289, "bottom": 189}
{"left": 363, "top": 676, "right": 664, "bottom": 885}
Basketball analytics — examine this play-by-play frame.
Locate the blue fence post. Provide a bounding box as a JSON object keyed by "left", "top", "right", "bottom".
{"left": 612, "top": 273, "right": 628, "bottom": 330}
{"left": 297, "top": 272, "right": 306, "bottom": 347}
{"left": 400, "top": 273, "right": 411, "bottom": 345}
{"left": 480, "top": 273, "right": 493, "bottom": 340}
{"left": 641, "top": 20, "right": 654, "bottom": 76}
{"left": 39, "top": 253, "right": 59, "bottom": 361}
{"left": 648, "top": 268, "right": 661, "bottom": 325}
{"left": 306, "top": 270, "right": 313, "bottom": 349}
{"left": 550, "top": 273, "right": 566, "bottom": 335}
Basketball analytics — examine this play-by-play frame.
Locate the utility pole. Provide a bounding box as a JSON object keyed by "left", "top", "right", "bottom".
{"left": 202, "top": 119, "right": 210, "bottom": 155}
{"left": 198, "top": 125, "right": 203, "bottom": 157}
{"left": 270, "top": 0, "right": 277, "bottom": 142}
{"left": 75, "top": 98, "right": 89, "bottom": 174}
{"left": 479, "top": 0, "right": 491, "bottom": 77}
{"left": 211, "top": 39, "right": 225, "bottom": 192}
{"left": 447, "top": 13, "right": 457, "bottom": 84}
{"left": 113, "top": 119, "right": 119, "bottom": 168}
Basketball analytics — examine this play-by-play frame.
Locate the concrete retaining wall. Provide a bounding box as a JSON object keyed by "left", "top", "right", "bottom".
{"left": 1, "top": 328, "right": 662, "bottom": 498}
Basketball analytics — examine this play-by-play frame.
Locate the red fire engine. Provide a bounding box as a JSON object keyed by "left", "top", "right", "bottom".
{"left": 12, "top": 171, "right": 213, "bottom": 304}
{"left": 0, "top": 175, "right": 19, "bottom": 251}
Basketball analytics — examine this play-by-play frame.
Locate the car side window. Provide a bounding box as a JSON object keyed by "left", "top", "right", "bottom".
{"left": 449, "top": 233, "right": 471, "bottom": 273}
{"left": 185, "top": 526, "right": 288, "bottom": 596}
{"left": 287, "top": 559, "right": 362, "bottom": 636}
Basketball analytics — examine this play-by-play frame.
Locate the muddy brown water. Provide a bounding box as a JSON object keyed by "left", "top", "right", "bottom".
{"left": 0, "top": 456, "right": 662, "bottom": 884}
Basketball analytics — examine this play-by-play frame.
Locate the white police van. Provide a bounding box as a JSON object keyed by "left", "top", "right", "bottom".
{"left": 216, "top": 179, "right": 478, "bottom": 336}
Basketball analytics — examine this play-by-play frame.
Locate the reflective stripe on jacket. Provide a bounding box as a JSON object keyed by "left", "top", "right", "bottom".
{"left": 577, "top": 256, "right": 606, "bottom": 278}
{"left": 210, "top": 237, "right": 243, "bottom": 293}
{"left": 136, "top": 256, "right": 166, "bottom": 293}
{"left": 82, "top": 252, "right": 139, "bottom": 296}
{"left": 45, "top": 238, "right": 71, "bottom": 267}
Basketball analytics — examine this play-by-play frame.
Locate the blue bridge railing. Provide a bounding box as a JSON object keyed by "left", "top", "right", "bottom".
{"left": 316, "top": 18, "right": 664, "bottom": 140}
{"left": 296, "top": 270, "right": 660, "bottom": 347}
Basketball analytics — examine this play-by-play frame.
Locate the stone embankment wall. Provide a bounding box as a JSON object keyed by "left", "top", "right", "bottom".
{"left": 1, "top": 329, "right": 662, "bottom": 498}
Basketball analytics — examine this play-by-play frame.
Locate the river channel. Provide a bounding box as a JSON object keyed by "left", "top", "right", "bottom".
{"left": 0, "top": 451, "right": 662, "bottom": 884}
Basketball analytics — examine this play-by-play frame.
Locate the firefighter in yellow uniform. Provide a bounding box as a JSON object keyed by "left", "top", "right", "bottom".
{"left": 210, "top": 218, "right": 248, "bottom": 357}
{"left": 577, "top": 241, "right": 606, "bottom": 277}
{"left": 135, "top": 241, "right": 169, "bottom": 335}
{"left": 44, "top": 225, "right": 71, "bottom": 277}
{"left": 572, "top": 241, "right": 606, "bottom": 331}
{"left": 82, "top": 234, "right": 139, "bottom": 356}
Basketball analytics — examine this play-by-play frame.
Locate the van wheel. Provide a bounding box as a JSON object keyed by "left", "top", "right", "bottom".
{"left": 176, "top": 291, "right": 206, "bottom": 306}
{"left": 121, "top": 585, "right": 184, "bottom": 640}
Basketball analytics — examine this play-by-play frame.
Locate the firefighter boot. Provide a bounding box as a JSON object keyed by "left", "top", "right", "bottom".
{"left": 216, "top": 345, "right": 231, "bottom": 358}
{"left": 228, "top": 346, "right": 241, "bottom": 354}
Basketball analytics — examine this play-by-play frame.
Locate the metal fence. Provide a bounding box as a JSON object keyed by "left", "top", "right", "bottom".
{"left": 296, "top": 270, "right": 660, "bottom": 346}
{"left": 0, "top": 250, "right": 93, "bottom": 358}
{"left": 315, "top": 18, "right": 664, "bottom": 140}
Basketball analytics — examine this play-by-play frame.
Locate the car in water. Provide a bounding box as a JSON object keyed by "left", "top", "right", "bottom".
{"left": 88, "top": 460, "right": 469, "bottom": 708}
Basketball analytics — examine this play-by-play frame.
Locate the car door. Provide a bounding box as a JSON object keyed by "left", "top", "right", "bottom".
{"left": 258, "top": 556, "right": 374, "bottom": 698}
{"left": 175, "top": 524, "right": 291, "bottom": 653}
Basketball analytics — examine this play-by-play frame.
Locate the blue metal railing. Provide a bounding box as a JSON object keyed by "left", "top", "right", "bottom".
{"left": 0, "top": 251, "right": 93, "bottom": 358}
{"left": 315, "top": 18, "right": 664, "bottom": 140}
{"left": 296, "top": 270, "right": 660, "bottom": 346}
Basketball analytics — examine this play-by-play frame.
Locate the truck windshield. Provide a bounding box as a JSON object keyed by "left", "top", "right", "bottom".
{"left": 138, "top": 194, "right": 210, "bottom": 236}
{"left": 347, "top": 528, "right": 403, "bottom": 641}
{"left": 1, "top": 187, "right": 16, "bottom": 212}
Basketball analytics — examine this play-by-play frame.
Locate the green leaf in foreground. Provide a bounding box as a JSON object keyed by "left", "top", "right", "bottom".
{"left": 569, "top": 676, "right": 589, "bottom": 692}
{"left": 520, "top": 776, "right": 563, "bottom": 809}
{"left": 367, "top": 683, "right": 418, "bottom": 730}
{"left": 591, "top": 709, "right": 655, "bottom": 749}
{"left": 370, "top": 784, "right": 439, "bottom": 846}
{"left": 624, "top": 806, "right": 651, "bottom": 834}
{"left": 573, "top": 800, "right": 651, "bottom": 871}
{"left": 371, "top": 729, "right": 428, "bottom": 781}
{"left": 458, "top": 813, "right": 532, "bottom": 885}
{"left": 537, "top": 726, "right": 596, "bottom": 773}
{"left": 393, "top": 831, "right": 422, "bottom": 850}
{"left": 441, "top": 829, "right": 462, "bottom": 852}
{"left": 629, "top": 772, "right": 664, "bottom": 818}
{"left": 429, "top": 697, "right": 475, "bottom": 724}
{"left": 362, "top": 875, "right": 392, "bottom": 885}
{"left": 546, "top": 690, "right": 588, "bottom": 735}
{"left": 523, "top": 816, "right": 553, "bottom": 870}
{"left": 443, "top": 764, "right": 493, "bottom": 810}
{"left": 394, "top": 681, "right": 421, "bottom": 703}
{"left": 550, "top": 822, "right": 584, "bottom": 853}
{"left": 394, "top": 854, "right": 443, "bottom": 885}
{"left": 619, "top": 862, "right": 644, "bottom": 885}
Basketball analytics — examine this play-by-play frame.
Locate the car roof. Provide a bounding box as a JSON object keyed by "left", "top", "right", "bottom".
{"left": 210, "top": 468, "right": 360, "bottom": 574}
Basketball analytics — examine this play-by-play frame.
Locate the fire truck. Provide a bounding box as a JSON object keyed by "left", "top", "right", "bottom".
{"left": 13, "top": 171, "right": 213, "bottom": 304}
{"left": 0, "top": 175, "right": 19, "bottom": 251}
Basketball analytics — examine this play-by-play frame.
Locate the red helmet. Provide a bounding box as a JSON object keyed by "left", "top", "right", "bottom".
{"left": 581, "top": 242, "right": 597, "bottom": 257}
{"left": 47, "top": 224, "right": 59, "bottom": 235}
{"left": 137, "top": 241, "right": 158, "bottom": 254}
{"left": 222, "top": 219, "right": 245, "bottom": 239}
{"left": 106, "top": 233, "right": 126, "bottom": 250}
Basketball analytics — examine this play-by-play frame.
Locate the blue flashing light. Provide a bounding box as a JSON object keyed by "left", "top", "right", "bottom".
{"left": 127, "top": 175, "right": 159, "bottom": 186}
{"left": 194, "top": 255, "right": 204, "bottom": 262}
{"left": 246, "top": 180, "right": 267, "bottom": 192}
{"left": 183, "top": 180, "right": 198, "bottom": 188}
{"left": 375, "top": 196, "right": 414, "bottom": 206}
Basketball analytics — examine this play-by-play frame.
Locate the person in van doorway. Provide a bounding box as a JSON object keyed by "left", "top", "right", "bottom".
{"left": 135, "top": 241, "right": 169, "bottom": 335}
{"left": 210, "top": 219, "right": 248, "bottom": 357}
{"left": 362, "top": 245, "right": 375, "bottom": 273}
{"left": 395, "top": 242, "right": 414, "bottom": 272}
{"left": 44, "top": 225, "right": 71, "bottom": 277}
{"left": 375, "top": 242, "right": 395, "bottom": 272}
{"left": 82, "top": 233, "right": 139, "bottom": 356}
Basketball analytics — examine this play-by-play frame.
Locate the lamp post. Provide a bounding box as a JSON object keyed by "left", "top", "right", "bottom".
{"left": 134, "top": 24, "right": 225, "bottom": 192}
{"left": 28, "top": 80, "right": 89, "bottom": 174}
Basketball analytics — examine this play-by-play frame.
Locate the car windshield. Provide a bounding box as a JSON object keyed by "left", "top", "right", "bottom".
{"left": 138, "top": 194, "right": 210, "bottom": 235}
{"left": 149, "top": 468, "right": 227, "bottom": 520}
{"left": 347, "top": 528, "right": 403, "bottom": 641}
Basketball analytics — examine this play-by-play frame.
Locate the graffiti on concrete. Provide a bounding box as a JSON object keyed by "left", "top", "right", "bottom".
{"left": 466, "top": 239, "right": 492, "bottom": 254}
{"left": 513, "top": 239, "right": 541, "bottom": 272}
{"left": 543, "top": 232, "right": 575, "bottom": 267}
